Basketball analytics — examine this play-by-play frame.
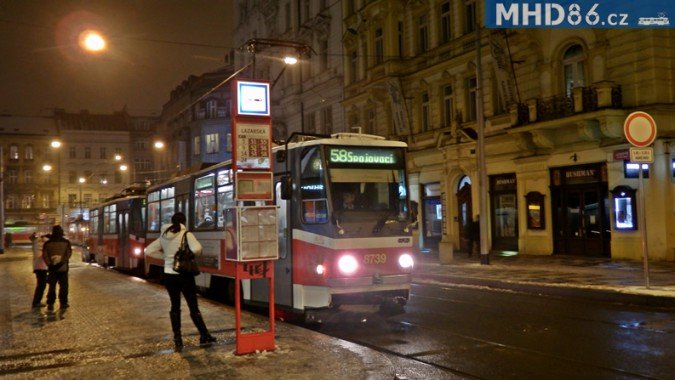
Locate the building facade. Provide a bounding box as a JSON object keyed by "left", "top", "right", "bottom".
{"left": 0, "top": 115, "right": 59, "bottom": 225}
{"left": 233, "top": 0, "right": 346, "bottom": 139}
{"left": 338, "top": 0, "right": 674, "bottom": 261}
{"left": 155, "top": 64, "right": 235, "bottom": 177}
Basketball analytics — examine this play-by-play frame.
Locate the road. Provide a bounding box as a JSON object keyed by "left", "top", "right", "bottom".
{"left": 311, "top": 282, "right": 675, "bottom": 379}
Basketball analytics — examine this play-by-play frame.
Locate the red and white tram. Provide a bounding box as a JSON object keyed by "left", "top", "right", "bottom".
{"left": 92, "top": 133, "right": 415, "bottom": 321}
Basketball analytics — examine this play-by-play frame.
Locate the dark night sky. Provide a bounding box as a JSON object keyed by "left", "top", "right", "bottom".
{"left": 0, "top": 0, "right": 234, "bottom": 117}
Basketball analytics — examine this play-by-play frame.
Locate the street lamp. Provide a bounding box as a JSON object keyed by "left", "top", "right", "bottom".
{"left": 78, "top": 177, "right": 86, "bottom": 218}
{"left": 79, "top": 30, "right": 107, "bottom": 54}
{"left": 50, "top": 139, "right": 63, "bottom": 226}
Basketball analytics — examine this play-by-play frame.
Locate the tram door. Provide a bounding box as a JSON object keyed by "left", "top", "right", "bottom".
{"left": 273, "top": 182, "right": 292, "bottom": 307}
{"left": 457, "top": 180, "right": 472, "bottom": 254}
{"left": 118, "top": 211, "right": 129, "bottom": 267}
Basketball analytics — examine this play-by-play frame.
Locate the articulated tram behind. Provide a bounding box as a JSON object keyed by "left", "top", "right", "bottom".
{"left": 86, "top": 133, "right": 415, "bottom": 321}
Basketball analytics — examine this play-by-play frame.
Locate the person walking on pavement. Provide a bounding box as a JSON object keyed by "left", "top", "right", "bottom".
{"left": 145, "top": 212, "right": 216, "bottom": 351}
{"left": 42, "top": 226, "right": 72, "bottom": 311}
{"left": 30, "top": 232, "right": 48, "bottom": 308}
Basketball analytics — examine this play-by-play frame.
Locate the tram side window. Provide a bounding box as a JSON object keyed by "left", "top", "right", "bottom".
{"left": 300, "top": 147, "right": 328, "bottom": 223}
{"left": 194, "top": 174, "right": 216, "bottom": 229}
{"left": 104, "top": 205, "right": 117, "bottom": 233}
{"left": 160, "top": 198, "right": 174, "bottom": 225}
{"left": 147, "top": 201, "right": 160, "bottom": 231}
{"left": 90, "top": 210, "right": 99, "bottom": 235}
{"left": 217, "top": 184, "right": 234, "bottom": 228}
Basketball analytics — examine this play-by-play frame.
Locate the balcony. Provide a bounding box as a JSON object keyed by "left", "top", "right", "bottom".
{"left": 512, "top": 82, "right": 622, "bottom": 127}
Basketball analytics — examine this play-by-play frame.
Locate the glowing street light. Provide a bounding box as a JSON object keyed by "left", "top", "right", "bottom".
{"left": 42, "top": 164, "right": 53, "bottom": 172}
{"left": 153, "top": 141, "right": 165, "bottom": 149}
{"left": 51, "top": 140, "right": 62, "bottom": 149}
{"left": 79, "top": 30, "right": 107, "bottom": 53}
{"left": 114, "top": 154, "right": 123, "bottom": 161}
{"left": 119, "top": 164, "right": 128, "bottom": 172}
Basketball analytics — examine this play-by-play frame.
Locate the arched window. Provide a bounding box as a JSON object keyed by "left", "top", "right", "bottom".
{"left": 457, "top": 175, "right": 472, "bottom": 191}
{"left": 562, "top": 44, "right": 585, "bottom": 96}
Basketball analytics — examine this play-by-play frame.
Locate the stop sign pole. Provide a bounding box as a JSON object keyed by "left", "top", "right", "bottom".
{"left": 624, "top": 111, "right": 657, "bottom": 289}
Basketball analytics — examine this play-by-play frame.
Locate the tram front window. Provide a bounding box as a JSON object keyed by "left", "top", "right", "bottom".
{"left": 330, "top": 168, "right": 408, "bottom": 217}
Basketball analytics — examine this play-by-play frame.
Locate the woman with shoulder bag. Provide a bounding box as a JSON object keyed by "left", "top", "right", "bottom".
{"left": 145, "top": 212, "right": 216, "bottom": 351}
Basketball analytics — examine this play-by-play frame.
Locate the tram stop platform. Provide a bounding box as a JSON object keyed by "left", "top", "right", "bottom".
{"left": 413, "top": 250, "right": 675, "bottom": 308}
{"left": 0, "top": 246, "right": 394, "bottom": 379}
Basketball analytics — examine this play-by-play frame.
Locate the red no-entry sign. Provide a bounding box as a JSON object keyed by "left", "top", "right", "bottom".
{"left": 624, "top": 111, "right": 657, "bottom": 147}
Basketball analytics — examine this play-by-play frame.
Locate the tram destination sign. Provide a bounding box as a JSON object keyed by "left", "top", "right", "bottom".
{"left": 328, "top": 147, "right": 400, "bottom": 166}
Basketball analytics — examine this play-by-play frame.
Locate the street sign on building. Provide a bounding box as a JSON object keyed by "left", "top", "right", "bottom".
{"left": 624, "top": 111, "right": 657, "bottom": 147}
{"left": 629, "top": 147, "right": 654, "bottom": 163}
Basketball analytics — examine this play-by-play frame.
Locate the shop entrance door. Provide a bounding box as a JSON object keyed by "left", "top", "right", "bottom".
{"left": 457, "top": 183, "right": 472, "bottom": 254}
{"left": 555, "top": 187, "right": 609, "bottom": 256}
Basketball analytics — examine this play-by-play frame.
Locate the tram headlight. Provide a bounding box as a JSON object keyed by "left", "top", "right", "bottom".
{"left": 398, "top": 253, "right": 414, "bottom": 270}
{"left": 337, "top": 255, "right": 358, "bottom": 275}
{"left": 316, "top": 264, "right": 326, "bottom": 275}
{"left": 133, "top": 247, "right": 142, "bottom": 256}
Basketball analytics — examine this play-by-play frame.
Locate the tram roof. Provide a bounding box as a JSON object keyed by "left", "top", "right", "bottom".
{"left": 146, "top": 133, "right": 407, "bottom": 193}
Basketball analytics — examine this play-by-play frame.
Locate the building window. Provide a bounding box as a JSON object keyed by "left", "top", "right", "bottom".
{"left": 418, "top": 14, "right": 429, "bottom": 54}
{"left": 374, "top": 27, "right": 384, "bottom": 65}
{"left": 563, "top": 44, "right": 586, "bottom": 96}
{"left": 100, "top": 147, "right": 106, "bottom": 159}
{"left": 68, "top": 194, "right": 76, "bottom": 207}
{"left": 41, "top": 193, "right": 50, "bottom": 208}
{"left": 24, "top": 170, "right": 33, "bottom": 184}
{"left": 22, "top": 194, "right": 35, "bottom": 209}
{"left": 301, "top": 0, "right": 310, "bottom": 24}
{"left": 421, "top": 92, "right": 430, "bottom": 131}
{"left": 492, "top": 74, "right": 506, "bottom": 115}
{"left": 624, "top": 162, "right": 650, "bottom": 179}
{"left": 366, "top": 109, "right": 376, "bottom": 134}
{"left": 25, "top": 145, "right": 34, "bottom": 160}
{"left": 467, "top": 77, "right": 477, "bottom": 121}
{"left": 69, "top": 171, "right": 76, "bottom": 184}
{"left": 9, "top": 145, "right": 19, "bottom": 160}
{"left": 114, "top": 171, "right": 122, "bottom": 184}
{"left": 440, "top": 1, "right": 452, "bottom": 43}
{"left": 465, "top": 0, "right": 476, "bottom": 33}
{"left": 84, "top": 147, "right": 91, "bottom": 159}
{"left": 206, "top": 133, "right": 219, "bottom": 154}
{"left": 194, "top": 136, "right": 201, "bottom": 156}
{"left": 6, "top": 195, "right": 17, "bottom": 209}
{"left": 318, "top": 40, "right": 328, "bottom": 71}
{"left": 305, "top": 112, "right": 316, "bottom": 134}
{"left": 285, "top": 2, "right": 291, "bottom": 32}
{"left": 350, "top": 51, "right": 358, "bottom": 83}
{"left": 135, "top": 140, "right": 147, "bottom": 151}
{"left": 206, "top": 99, "right": 218, "bottom": 118}
{"left": 321, "top": 106, "right": 333, "bottom": 134}
{"left": 7, "top": 170, "right": 17, "bottom": 184}
{"left": 443, "top": 85, "right": 454, "bottom": 127}
{"left": 69, "top": 147, "right": 76, "bottom": 159}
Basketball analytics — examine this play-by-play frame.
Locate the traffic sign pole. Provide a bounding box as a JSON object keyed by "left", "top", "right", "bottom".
{"left": 624, "top": 111, "right": 657, "bottom": 289}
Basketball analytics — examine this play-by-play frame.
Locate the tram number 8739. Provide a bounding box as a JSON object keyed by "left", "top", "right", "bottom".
{"left": 363, "top": 253, "right": 387, "bottom": 264}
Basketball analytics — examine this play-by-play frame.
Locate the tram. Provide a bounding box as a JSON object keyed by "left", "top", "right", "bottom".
{"left": 85, "top": 185, "right": 147, "bottom": 273}
{"left": 91, "top": 133, "right": 415, "bottom": 320}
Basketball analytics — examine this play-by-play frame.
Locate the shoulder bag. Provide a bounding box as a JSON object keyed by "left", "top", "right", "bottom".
{"left": 173, "top": 232, "right": 200, "bottom": 276}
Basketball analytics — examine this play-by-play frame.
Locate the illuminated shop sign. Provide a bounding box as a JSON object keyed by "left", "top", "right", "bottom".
{"left": 328, "top": 147, "right": 398, "bottom": 165}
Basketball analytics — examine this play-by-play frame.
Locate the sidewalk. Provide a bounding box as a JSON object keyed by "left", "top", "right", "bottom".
{"left": 413, "top": 251, "right": 675, "bottom": 308}
{"left": 0, "top": 247, "right": 394, "bottom": 379}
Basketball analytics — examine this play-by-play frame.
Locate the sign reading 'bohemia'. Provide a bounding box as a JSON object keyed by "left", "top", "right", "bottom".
{"left": 485, "top": 0, "right": 673, "bottom": 28}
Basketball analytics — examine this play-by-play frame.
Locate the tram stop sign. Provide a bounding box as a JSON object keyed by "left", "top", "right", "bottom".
{"left": 624, "top": 111, "right": 657, "bottom": 147}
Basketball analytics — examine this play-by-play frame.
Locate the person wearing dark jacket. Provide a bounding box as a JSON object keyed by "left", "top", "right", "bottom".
{"left": 145, "top": 212, "right": 216, "bottom": 351}
{"left": 42, "top": 226, "right": 72, "bottom": 311}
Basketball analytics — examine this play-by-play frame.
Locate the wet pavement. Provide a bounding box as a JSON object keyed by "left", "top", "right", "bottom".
{"left": 0, "top": 247, "right": 394, "bottom": 379}
{"left": 413, "top": 251, "right": 675, "bottom": 308}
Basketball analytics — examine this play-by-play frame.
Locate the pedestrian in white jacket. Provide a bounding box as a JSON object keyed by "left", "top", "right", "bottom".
{"left": 30, "top": 232, "right": 48, "bottom": 308}
{"left": 144, "top": 212, "right": 215, "bottom": 351}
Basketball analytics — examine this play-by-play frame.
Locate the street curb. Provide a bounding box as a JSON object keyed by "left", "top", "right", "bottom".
{"left": 414, "top": 274, "right": 675, "bottom": 309}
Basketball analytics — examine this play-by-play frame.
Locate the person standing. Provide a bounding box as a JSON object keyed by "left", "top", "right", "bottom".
{"left": 42, "top": 226, "right": 72, "bottom": 311}
{"left": 30, "top": 232, "right": 48, "bottom": 308}
{"left": 145, "top": 212, "right": 216, "bottom": 351}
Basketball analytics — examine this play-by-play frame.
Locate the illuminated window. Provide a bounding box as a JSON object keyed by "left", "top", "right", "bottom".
{"left": 9, "top": 145, "right": 19, "bottom": 160}
{"left": 193, "top": 136, "right": 201, "bottom": 155}
{"left": 624, "top": 161, "right": 649, "bottom": 178}
{"left": 24, "top": 145, "right": 34, "bottom": 160}
{"left": 206, "top": 133, "right": 219, "bottom": 154}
